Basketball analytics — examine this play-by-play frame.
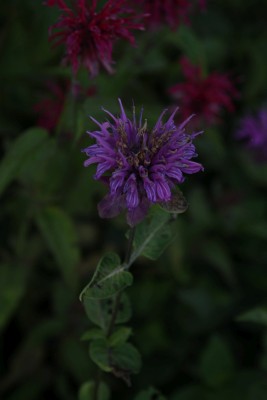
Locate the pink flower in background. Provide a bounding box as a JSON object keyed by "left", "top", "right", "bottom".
{"left": 46, "top": 0, "right": 144, "bottom": 77}
{"left": 169, "top": 57, "right": 237, "bottom": 125}
{"left": 34, "top": 80, "right": 67, "bottom": 131}
{"left": 34, "top": 79, "right": 96, "bottom": 132}
{"left": 136, "top": 0, "right": 206, "bottom": 30}
{"left": 236, "top": 108, "right": 267, "bottom": 161}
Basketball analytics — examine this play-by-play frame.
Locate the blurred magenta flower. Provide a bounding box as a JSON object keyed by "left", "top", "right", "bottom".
{"left": 82, "top": 99, "right": 203, "bottom": 226}
{"left": 34, "top": 80, "right": 67, "bottom": 131}
{"left": 34, "top": 79, "right": 96, "bottom": 132}
{"left": 169, "top": 57, "right": 237, "bottom": 125}
{"left": 136, "top": 0, "right": 206, "bottom": 30}
{"left": 236, "top": 108, "right": 267, "bottom": 161}
{"left": 46, "top": 0, "right": 144, "bottom": 77}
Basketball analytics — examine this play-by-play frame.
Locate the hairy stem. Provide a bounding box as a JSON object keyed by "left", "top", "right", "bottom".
{"left": 106, "top": 227, "right": 136, "bottom": 338}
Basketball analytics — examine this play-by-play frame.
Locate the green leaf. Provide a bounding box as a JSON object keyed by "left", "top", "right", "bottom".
{"left": 80, "top": 253, "right": 133, "bottom": 300}
{"left": 111, "top": 342, "right": 142, "bottom": 374}
{"left": 79, "top": 381, "right": 110, "bottom": 400}
{"left": 134, "top": 387, "right": 166, "bottom": 400}
{"left": 0, "top": 264, "right": 26, "bottom": 331}
{"left": 108, "top": 327, "right": 132, "bottom": 347}
{"left": 89, "top": 339, "right": 112, "bottom": 372}
{"left": 130, "top": 208, "right": 173, "bottom": 263}
{"left": 198, "top": 336, "right": 236, "bottom": 387}
{"left": 236, "top": 307, "right": 267, "bottom": 326}
{"left": 36, "top": 207, "right": 80, "bottom": 288}
{"left": 81, "top": 328, "right": 105, "bottom": 341}
{"left": 89, "top": 340, "right": 142, "bottom": 379}
{"left": 84, "top": 293, "right": 132, "bottom": 330}
{"left": 0, "top": 127, "right": 49, "bottom": 196}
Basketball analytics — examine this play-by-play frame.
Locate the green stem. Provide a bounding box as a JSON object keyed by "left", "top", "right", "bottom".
{"left": 106, "top": 227, "right": 136, "bottom": 338}
{"left": 92, "top": 227, "right": 136, "bottom": 399}
{"left": 124, "top": 227, "right": 136, "bottom": 265}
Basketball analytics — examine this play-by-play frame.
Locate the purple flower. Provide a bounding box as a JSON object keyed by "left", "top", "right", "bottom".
{"left": 236, "top": 108, "right": 267, "bottom": 161}
{"left": 82, "top": 100, "right": 203, "bottom": 226}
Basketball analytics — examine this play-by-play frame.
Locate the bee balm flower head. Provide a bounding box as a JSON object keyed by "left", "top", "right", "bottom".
{"left": 169, "top": 57, "right": 237, "bottom": 125}
{"left": 46, "top": 0, "right": 144, "bottom": 77}
{"left": 82, "top": 100, "right": 203, "bottom": 226}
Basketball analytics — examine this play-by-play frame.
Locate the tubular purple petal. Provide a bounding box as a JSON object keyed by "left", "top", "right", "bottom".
{"left": 82, "top": 99, "right": 204, "bottom": 225}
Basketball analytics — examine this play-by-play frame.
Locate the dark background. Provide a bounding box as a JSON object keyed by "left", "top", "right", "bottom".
{"left": 0, "top": 1, "right": 267, "bottom": 399}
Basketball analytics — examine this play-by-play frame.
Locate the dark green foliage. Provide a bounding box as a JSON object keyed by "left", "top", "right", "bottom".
{"left": 0, "top": 128, "right": 49, "bottom": 196}
{"left": 134, "top": 387, "right": 166, "bottom": 400}
{"left": 1, "top": 0, "right": 267, "bottom": 399}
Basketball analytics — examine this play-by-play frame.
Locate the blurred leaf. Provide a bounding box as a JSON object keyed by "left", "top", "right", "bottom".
{"left": 237, "top": 151, "right": 267, "bottom": 185}
{"left": 0, "top": 264, "right": 26, "bottom": 331}
{"left": 177, "top": 25, "right": 206, "bottom": 68}
{"left": 204, "top": 370, "right": 267, "bottom": 400}
{"left": 130, "top": 208, "right": 173, "bottom": 263}
{"left": 59, "top": 337, "right": 91, "bottom": 382}
{"left": 201, "top": 239, "right": 235, "bottom": 285}
{"left": 198, "top": 336, "right": 236, "bottom": 387}
{"left": 0, "top": 127, "right": 48, "bottom": 196}
{"left": 236, "top": 307, "right": 267, "bottom": 326}
{"left": 245, "top": 40, "right": 267, "bottom": 101}
{"left": 80, "top": 253, "right": 133, "bottom": 300}
{"left": 79, "top": 381, "right": 110, "bottom": 400}
{"left": 187, "top": 186, "right": 213, "bottom": 229}
{"left": 17, "top": 136, "right": 56, "bottom": 187}
{"left": 108, "top": 327, "right": 132, "bottom": 347}
{"left": 81, "top": 328, "right": 105, "bottom": 341}
{"left": 134, "top": 386, "right": 166, "bottom": 400}
{"left": 89, "top": 339, "right": 112, "bottom": 372}
{"left": 84, "top": 293, "right": 132, "bottom": 330}
{"left": 36, "top": 206, "right": 80, "bottom": 288}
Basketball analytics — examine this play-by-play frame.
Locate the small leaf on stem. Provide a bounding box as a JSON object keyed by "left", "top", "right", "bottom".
{"left": 84, "top": 293, "right": 132, "bottom": 330}
{"left": 130, "top": 208, "right": 174, "bottom": 262}
{"left": 80, "top": 253, "right": 133, "bottom": 300}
